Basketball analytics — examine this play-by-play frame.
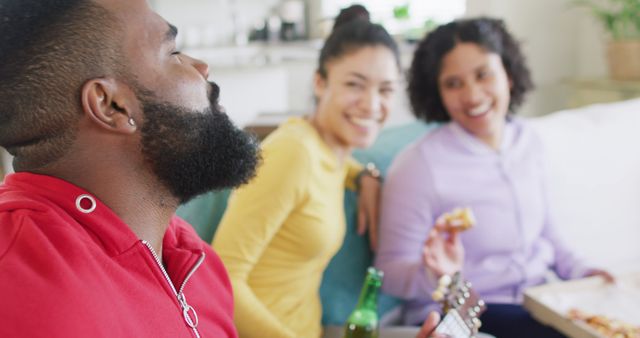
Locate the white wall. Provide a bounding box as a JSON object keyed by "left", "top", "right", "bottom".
{"left": 152, "top": 0, "right": 281, "bottom": 47}
{"left": 466, "top": 0, "right": 609, "bottom": 116}
{"left": 213, "top": 65, "right": 289, "bottom": 127}
{"left": 153, "top": 0, "right": 612, "bottom": 118}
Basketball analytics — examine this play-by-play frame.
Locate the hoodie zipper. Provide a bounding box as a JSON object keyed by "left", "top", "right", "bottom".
{"left": 142, "top": 240, "right": 204, "bottom": 338}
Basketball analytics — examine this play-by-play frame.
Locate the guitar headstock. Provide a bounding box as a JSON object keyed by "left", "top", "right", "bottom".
{"left": 431, "top": 272, "right": 486, "bottom": 337}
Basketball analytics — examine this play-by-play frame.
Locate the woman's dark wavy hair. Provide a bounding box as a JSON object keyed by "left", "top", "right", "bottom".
{"left": 317, "top": 5, "right": 400, "bottom": 79}
{"left": 407, "top": 17, "right": 533, "bottom": 122}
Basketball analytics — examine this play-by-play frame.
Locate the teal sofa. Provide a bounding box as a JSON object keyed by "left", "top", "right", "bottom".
{"left": 176, "top": 121, "right": 434, "bottom": 325}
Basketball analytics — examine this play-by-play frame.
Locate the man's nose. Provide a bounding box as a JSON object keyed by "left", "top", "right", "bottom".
{"left": 183, "top": 53, "right": 210, "bottom": 80}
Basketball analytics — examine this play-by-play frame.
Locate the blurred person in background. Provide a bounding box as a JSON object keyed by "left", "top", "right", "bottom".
{"left": 375, "top": 17, "right": 612, "bottom": 338}
{"left": 212, "top": 5, "right": 401, "bottom": 338}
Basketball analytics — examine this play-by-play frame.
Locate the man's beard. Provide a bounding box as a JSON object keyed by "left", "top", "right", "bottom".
{"left": 137, "top": 82, "right": 260, "bottom": 204}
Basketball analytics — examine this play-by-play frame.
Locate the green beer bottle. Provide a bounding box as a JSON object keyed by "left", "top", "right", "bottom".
{"left": 343, "top": 267, "right": 383, "bottom": 338}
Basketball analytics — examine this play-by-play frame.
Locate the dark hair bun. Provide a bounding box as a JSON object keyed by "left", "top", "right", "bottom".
{"left": 333, "top": 4, "right": 370, "bottom": 30}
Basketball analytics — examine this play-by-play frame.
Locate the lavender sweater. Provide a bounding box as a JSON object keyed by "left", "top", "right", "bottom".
{"left": 375, "top": 120, "right": 589, "bottom": 325}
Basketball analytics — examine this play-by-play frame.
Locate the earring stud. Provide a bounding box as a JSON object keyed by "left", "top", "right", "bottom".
{"left": 128, "top": 117, "right": 136, "bottom": 126}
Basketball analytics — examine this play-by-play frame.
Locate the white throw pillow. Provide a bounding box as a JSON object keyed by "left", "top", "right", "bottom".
{"left": 530, "top": 98, "right": 640, "bottom": 271}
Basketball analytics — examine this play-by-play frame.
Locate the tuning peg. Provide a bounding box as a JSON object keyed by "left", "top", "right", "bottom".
{"left": 438, "top": 274, "right": 452, "bottom": 287}
{"left": 431, "top": 289, "right": 445, "bottom": 302}
{"left": 472, "top": 318, "right": 482, "bottom": 329}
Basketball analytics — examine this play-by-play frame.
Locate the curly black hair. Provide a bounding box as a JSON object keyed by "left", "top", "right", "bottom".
{"left": 407, "top": 17, "right": 533, "bottom": 122}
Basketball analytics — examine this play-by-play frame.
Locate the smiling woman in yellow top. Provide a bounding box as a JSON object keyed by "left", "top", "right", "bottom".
{"left": 211, "top": 7, "right": 401, "bottom": 338}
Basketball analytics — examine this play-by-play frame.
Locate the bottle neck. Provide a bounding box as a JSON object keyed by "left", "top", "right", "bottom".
{"left": 355, "top": 281, "right": 379, "bottom": 311}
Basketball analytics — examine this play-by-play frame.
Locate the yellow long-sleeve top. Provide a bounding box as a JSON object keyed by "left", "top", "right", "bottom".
{"left": 212, "top": 118, "right": 362, "bottom": 338}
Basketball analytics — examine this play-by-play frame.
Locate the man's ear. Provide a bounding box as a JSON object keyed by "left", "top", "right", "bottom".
{"left": 81, "top": 78, "right": 139, "bottom": 134}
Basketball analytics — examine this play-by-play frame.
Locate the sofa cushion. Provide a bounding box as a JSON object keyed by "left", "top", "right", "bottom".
{"left": 177, "top": 189, "right": 230, "bottom": 243}
{"left": 320, "top": 121, "right": 435, "bottom": 325}
{"left": 529, "top": 98, "right": 640, "bottom": 269}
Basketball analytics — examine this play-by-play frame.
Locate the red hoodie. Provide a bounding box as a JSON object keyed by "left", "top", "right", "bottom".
{"left": 0, "top": 173, "right": 238, "bottom": 338}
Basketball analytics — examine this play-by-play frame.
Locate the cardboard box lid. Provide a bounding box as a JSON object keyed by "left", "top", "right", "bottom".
{"left": 523, "top": 272, "right": 640, "bottom": 338}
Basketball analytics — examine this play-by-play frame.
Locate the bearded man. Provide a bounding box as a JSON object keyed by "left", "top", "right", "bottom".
{"left": 0, "top": 0, "right": 259, "bottom": 337}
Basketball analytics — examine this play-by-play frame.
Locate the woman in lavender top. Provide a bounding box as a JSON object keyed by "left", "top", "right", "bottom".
{"left": 374, "top": 17, "right": 612, "bottom": 338}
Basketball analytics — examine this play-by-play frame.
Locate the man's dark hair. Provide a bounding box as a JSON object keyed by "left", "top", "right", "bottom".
{"left": 407, "top": 17, "right": 534, "bottom": 122}
{"left": 0, "top": 0, "right": 120, "bottom": 170}
{"left": 318, "top": 6, "right": 400, "bottom": 80}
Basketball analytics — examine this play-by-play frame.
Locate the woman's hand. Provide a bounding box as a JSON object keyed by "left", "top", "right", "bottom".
{"left": 416, "top": 312, "right": 450, "bottom": 338}
{"left": 585, "top": 268, "right": 616, "bottom": 283}
{"left": 357, "top": 175, "right": 381, "bottom": 251}
{"left": 423, "top": 221, "right": 464, "bottom": 278}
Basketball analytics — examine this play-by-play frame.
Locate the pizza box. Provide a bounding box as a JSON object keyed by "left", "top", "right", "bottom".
{"left": 523, "top": 272, "right": 640, "bottom": 338}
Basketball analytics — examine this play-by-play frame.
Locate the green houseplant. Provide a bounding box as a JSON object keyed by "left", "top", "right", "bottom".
{"left": 575, "top": 0, "right": 640, "bottom": 39}
{"left": 575, "top": 0, "right": 640, "bottom": 80}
